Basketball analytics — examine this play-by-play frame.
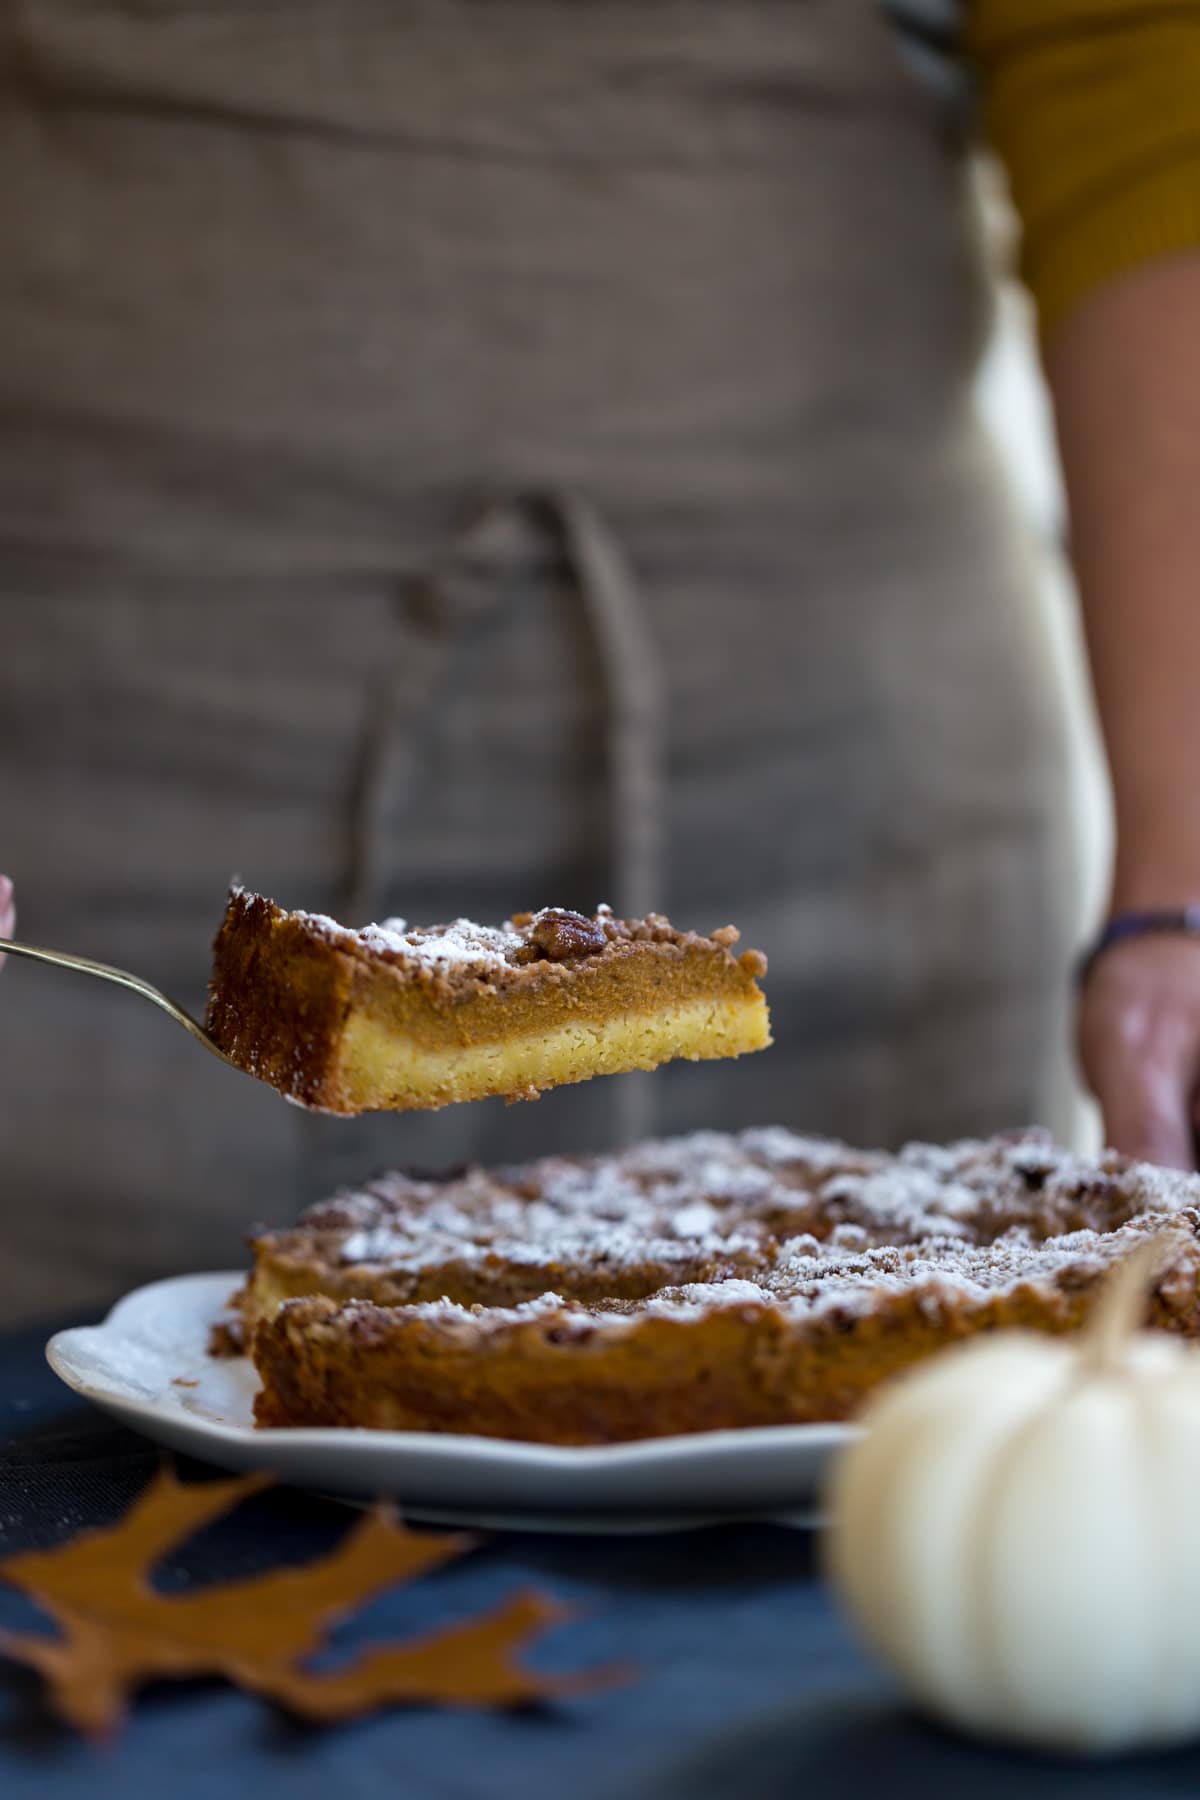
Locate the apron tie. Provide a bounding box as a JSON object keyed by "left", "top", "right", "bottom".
{"left": 547, "top": 488, "right": 664, "bottom": 926}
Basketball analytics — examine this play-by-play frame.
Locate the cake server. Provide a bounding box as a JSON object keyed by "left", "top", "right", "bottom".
{"left": 0, "top": 938, "right": 240, "bottom": 1070}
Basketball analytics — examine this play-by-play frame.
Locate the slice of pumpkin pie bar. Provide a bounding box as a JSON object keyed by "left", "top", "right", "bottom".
{"left": 205, "top": 889, "right": 770, "bottom": 1115}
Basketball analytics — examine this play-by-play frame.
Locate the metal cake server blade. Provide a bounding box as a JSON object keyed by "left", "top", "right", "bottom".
{"left": 1, "top": 937, "right": 239, "bottom": 1070}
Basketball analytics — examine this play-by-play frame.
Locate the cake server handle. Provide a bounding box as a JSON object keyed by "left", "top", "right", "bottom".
{"left": 0, "top": 938, "right": 240, "bottom": 1070}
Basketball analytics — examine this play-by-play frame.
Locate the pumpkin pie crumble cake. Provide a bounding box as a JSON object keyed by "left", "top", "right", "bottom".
{"left": 205, "top": 890, "right": 770, "bottom": 1115}
{"left": 236, "top": 1127, "right": 1200, "bottom": 1441}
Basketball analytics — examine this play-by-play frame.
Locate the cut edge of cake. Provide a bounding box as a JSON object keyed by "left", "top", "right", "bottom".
{"left": 334, "top": 986, "right": 768, "bottom": 1110}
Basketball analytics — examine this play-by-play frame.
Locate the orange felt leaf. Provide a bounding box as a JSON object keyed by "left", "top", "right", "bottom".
{"left": 0, "top": 1465, "right": 617, "bottom": 1738}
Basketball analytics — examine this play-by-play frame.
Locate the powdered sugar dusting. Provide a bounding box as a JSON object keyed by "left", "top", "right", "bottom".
{"left": 296, "top": 909, "right": 523, "bottom": 973}
{"left": 371, "top": 918, "right": 523, "bottom": 969}
{"left": 255, "top": 1125, "right": 1200, "bottom": 1353}
{"left": 670, "top": 1201, "right": 720, "bottom": 1238}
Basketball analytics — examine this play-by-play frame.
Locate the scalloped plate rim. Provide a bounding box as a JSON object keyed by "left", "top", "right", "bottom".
{"left": 45, "top": 1270, "right": 853, "bottom": 1526}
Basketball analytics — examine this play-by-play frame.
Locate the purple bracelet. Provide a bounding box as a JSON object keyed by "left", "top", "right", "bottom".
{"left": 1076, "top": 906, "right": 1200, "bottom": 985}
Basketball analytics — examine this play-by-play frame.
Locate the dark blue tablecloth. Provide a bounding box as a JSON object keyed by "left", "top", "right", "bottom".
{"left": 2, "top": 1318, "right": 1199, "bottom": 1800}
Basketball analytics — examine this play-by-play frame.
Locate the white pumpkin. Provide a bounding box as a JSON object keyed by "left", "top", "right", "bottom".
{"left": 825, "top": 1235, "right": 1200, "bottom": 1756}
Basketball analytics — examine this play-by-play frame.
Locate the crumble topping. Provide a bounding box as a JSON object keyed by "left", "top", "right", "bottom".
{"left": 317, "top": 1211, "right": 1200, "bottom": 1342}
{"left": 297, "top": 913, "right": 525, "bottom": 973}
{"left": 256, "top": 1126, "right": 1200, "bottom": 1335}
{"left": 283, "top": 898, "right": 763, "bottom": 986}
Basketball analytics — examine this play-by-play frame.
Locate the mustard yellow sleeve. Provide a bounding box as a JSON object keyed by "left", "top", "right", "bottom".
{"left": 966, "top": 0, "right": 1200, "bottom": 341}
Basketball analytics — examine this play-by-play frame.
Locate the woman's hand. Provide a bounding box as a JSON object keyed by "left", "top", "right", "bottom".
{"left": 0, "top": 874, "right": 12, "bottom": 970}
{"left": 1077, "top": 936, "right": 1200, "bottom": 1170}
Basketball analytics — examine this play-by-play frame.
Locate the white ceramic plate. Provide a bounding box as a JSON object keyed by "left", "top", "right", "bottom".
{"left": 46, "top": 1273, "right": 851, "bottom": 1532}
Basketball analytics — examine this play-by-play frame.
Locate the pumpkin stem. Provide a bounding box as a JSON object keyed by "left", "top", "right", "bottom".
{"left": 1086, "top": 1230, "right": 1180, "bottom": 1370}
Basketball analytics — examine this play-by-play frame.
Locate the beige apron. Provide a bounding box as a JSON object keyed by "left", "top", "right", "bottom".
{"left": 0, "top": 1, "right": 1077, "bottom": 1323}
